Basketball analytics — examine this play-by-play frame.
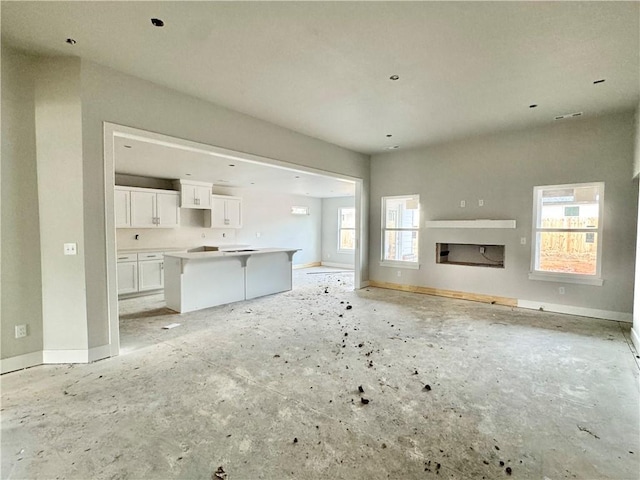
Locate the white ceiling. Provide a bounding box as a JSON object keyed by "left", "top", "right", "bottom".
{"left": 2, "top": 1, "right": 639, "bottom": 165}
{"left": 113, "top": 134, "right": 356, "bottom": 198}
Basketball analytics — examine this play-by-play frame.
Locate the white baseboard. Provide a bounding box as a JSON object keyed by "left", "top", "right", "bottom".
{"left": 517, "top": 300, "right": 632, "bottom": 323}
{"left": 359, "top": 280, "right": 370, "bottom": 288}
{"left": 89, "top": 344, "right": 112, "bottom": 362}
{"left": 631, "top": 327, "right": 640, "bottom": 353}
{"left": 321, "top": 262, "right": 354, "bottom": 269}
{"left": 1, "top": 350, "right": 43, "bottom": 374}
{"left": 43, "top": 349, "right": 89, "bottom": 364}
{"left": 293, "top": 261, "right": 321, "bottom": 270}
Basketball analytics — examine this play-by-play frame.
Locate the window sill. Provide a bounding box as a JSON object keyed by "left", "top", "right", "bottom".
{"left": 337, "top": 249, "right": 355, "bottom": 254}
{"left": 528, "top": 272, "right": 603, "bottom": 286}
{"left": 380, "top": 261, "right": 420, "bottom": 270}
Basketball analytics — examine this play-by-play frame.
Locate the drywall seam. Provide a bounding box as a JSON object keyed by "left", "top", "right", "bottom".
{"left": 0, "top": 351, "right": 43, "bottom": 374}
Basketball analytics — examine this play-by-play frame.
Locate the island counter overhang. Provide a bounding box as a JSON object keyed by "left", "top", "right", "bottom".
{"left": 163, "top": 248, "right": 299, "bottom": 313}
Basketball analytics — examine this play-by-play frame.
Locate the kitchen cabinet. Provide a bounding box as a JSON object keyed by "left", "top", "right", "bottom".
{"left": 206, "top": 195, "right": 243, "bottom": 229}
{"left": 114, "top": 187, "right": 131, "bottom": 228}
{"left": 116, "top": 253, "right": 138, "bottom": 295}
{"left": 117, "top": 251, "right": 165, "bottom": 295}
{"left": 173, "top": 179, "right": 212, "bottom": 209}
{"left": 123, "top": 187, "right": 179, "bottom": 228}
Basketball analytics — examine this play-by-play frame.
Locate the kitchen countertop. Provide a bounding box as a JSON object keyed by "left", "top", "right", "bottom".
{"left": 164, "top": 248, "right": 299, "bottom": 261}
{"left": 118, "top": 247, "right": 189, "bottom": 254}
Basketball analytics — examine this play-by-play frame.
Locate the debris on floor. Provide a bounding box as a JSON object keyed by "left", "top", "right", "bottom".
{"left": 424, "top": 384, "right": 432, "bottom": 391}
{"left": 361, "top": 398, "right": 370, "bottom": 405}
{"left": 577, "top": 425, "right": 600, "bottom": 439}
{"left": 358, "top": 385, "right": 364, "bottom": 393}
{"left": 162, "top": 323, "right": 181, "bottom": 329}
{"left": 213, "top": 466, "right": 227, "bottom": 479}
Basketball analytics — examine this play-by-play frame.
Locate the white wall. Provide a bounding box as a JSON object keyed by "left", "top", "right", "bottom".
{"left": 1, "top": 46, "right": 43, "bottom": 361}
{"left": 370, "top": 111, "right": 638, "bottom": 318}
{"left": 321, "top": 197, "right": 355, "bottom": 267}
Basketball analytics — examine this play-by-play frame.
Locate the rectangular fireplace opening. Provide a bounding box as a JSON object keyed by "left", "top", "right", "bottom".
{"left": 436, "top": 243, "right": 505, "bottom": 268}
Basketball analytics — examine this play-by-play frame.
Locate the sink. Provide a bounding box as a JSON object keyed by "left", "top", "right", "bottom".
{"left": 187, "top": 246, "right": 220, "bottom": 252}
{"left": 223, "top": 249, "right": 258, "bottom": 253}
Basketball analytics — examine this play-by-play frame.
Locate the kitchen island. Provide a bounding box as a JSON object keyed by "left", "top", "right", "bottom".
{"left": 163, "top": 247, "right": 299, "bottom": 313}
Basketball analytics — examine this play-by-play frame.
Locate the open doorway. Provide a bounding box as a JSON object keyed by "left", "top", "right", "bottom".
{"left": 104, "top": 123, "right": 367, "bottom": 356}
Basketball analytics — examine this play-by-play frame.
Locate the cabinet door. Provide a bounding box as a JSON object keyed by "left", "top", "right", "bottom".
{"left": 180, "top": 184, "right": 197, "bottom": 208}
{"left": 208, "top": 196, "right": 227, "bottom": 228}
{"left": 226, "top": 198, "right": 243, "bottom": 228}
{"left": 196, "top": 186, "right": 212, "bottom": 209}
{"left": 138, "top": 259, "right": 164, "bottom": 291}
{"left": 114, "top": 188, "right": 131, "bottom": 228}
{"left": 156, "top": 192, "right": 180, "bottom": 228}
{"left": 117, "top": 261, "right": 138, "bottom": 294}
{"left": 130, "top": 191, "right": 157, "bottom": 227}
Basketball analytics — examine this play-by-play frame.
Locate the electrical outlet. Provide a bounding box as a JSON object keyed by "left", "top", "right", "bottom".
{"left": 15, "top": 325, "right": 27, "bottom": 338}
{"left": 256, "top": 232, "right": 261, "bottom": 238}
{"left": 222, "top": 233, "right": 226, "bottom": 238}
{"left": 63, "top": 243, "right": 77, "bottom": 255}
{"left": 479, "top": 246, "right": 485, "bottom": 254}
{"left": 520, "top": 237, "right": 527, "bottom": 245}
{"left": 559, "top": 287, "right": 565, "bottom": 295}
{"left": 478, "top": 199, "right": 484, "bottom": 207}
{"left": 397, "top": 270, "right": 402, "bottom": 277}
{"left": 460, "top": 200, "right": 466, "bottom": 208}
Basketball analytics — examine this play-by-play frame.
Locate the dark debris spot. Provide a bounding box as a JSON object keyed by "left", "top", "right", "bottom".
{"left": 358, "top": 385, "right": 364, "bottom": 393}
{"left": 293, "top": 438, "right": 298, "bottom": 444}
{"left": 346, "top": 305, "right": 353, "bottom": 310}
{"left": 499, "top": 461, "right": 504, "bottom": 467}
{"left": 424, "top": 384, "right": 431, "bottom": 391}
{"left": 506, "top": 467, "right": 512, "bottom": 475}
{"left": 361, "top": 398, "right": 370, "bottom": 405}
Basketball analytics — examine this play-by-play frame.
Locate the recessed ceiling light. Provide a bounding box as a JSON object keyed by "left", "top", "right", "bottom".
{"left": 150, "top": 18, "right": 164, "bottom": 27}
{"left": 387, "top": 145, "right": 400, "bottom": 150}
{"left": 228, "top": 164, "right": 235, "bottom": 167}
{"left": 529, "top": 104, "right": 538, "bottom": 108}
{"left": 389, "top": 75, "right": 399, "bottom": 81}
{"left": 295, "top": 176, "right": 300, "bottom": 178}
{"left": 386, "top": 134, "right": 393, "bottom": 137}
{"left": 250, "top": 182, "right": 255, "bottom": 185}
{"left": 593, "top": 79, "right": 605, "bottom": 84}
{"left": 185, "top": 173, "right": 192, "bottom": 176}
{"left": 123, "top": 145, "right": 132, "bottom": 149}
{"left": 65, "top": 38, "right": 77, "bottom": 45}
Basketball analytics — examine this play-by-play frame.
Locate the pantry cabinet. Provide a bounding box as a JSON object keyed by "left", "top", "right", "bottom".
{"left": 206, "top": 195, "right": 243, "bottom": 229}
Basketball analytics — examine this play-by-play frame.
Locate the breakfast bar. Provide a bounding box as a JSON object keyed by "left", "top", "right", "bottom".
{"left": 163, "top": 247, "right": 299, "bottom": 313}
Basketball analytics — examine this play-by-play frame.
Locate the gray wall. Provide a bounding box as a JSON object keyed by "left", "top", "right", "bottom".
{"left": 1, "top": 46, "right": 43, "bottom": 359}
{"left": 321, "top": 196, "right": 356, "bottom": 267}
{"left": 370, "top": 111, "right": 638, "bottom": 315}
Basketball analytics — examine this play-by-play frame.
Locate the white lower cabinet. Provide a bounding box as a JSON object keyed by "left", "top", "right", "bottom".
{"left": 117, "top": 252, "right": 164, "bottom": 295}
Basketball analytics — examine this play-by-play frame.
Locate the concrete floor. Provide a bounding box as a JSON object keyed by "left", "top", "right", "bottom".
{"left": 2, "top": 267, "right": 639, "bottom": 479}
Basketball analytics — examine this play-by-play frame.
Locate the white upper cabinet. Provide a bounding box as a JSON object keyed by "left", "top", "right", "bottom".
{"left": 114, "top": 187, "right": 131, "bottom": 227}
{"left": 173, "top": 179, "right": 212, "bottom": 209}
{"left": 116, "top": 186, "right": 180, "bottom": 228}
{"left": 206, "top": 195, "right": 243, "bottom": 229}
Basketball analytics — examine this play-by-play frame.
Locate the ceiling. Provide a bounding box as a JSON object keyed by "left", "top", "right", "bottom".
{"left": 113, "top": 134, "right": 355, "bottom": 198}
{"left": 2, "top": 2, "right": 639, "bottom": 155}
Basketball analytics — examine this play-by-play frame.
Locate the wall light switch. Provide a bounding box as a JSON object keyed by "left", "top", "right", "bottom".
{"left": 478, "top": 199, "right": 484, "bottom": 207}
{"left": 397, "top": 271, "right": 402, "bottom": 277}
{"left": 64, "top": 243, "right": 77, "bottom": 255}
{"left": 460, "top": 200, "right": 466, "bottom": 208}
{"left": 559, "top": 287, "right": 565, "bottom": 295}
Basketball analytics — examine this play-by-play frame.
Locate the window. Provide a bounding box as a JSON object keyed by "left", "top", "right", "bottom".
{"left": 338, "top": 207, "right": 356, "bottom": 252}
{"left": 381, "top": 195, "right": 420, "bottom": 267}
{"left": 530, "top": 182, "right": 604, "bottom": 285}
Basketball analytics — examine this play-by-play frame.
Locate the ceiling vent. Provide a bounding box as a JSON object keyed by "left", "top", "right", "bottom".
{"left": 554, "top": 112, "right": 583, "bottom": 121}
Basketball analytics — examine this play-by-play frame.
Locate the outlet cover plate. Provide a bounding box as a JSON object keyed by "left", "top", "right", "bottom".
{"left": 15, "top": 325, "right": 27, "bottom": 338}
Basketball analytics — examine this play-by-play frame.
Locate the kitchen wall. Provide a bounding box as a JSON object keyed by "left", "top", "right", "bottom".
{"left": 321, "top": 197, "right": 356, "bottom": 268}
{"left": 370, "top": 110, "right": 638, "bottom": 319}
{"left": 1, "top": 46, "right": 43, "bottom": 365}
{"left": 115, "top": 175, "right": 322, "bottom": 266}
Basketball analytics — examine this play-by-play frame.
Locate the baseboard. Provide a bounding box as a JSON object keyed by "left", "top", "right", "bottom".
{"left": 369, "top": 280, "right": 517, "bottom": 307}
{"left": 1, "top": 350, "right": 43, "bottom": 374}
{"left": 293, "top": 261, "right": 322, "bottom": 270}
{"left": 359, "top": 280, "right": 370, "bottom": 288}
{"left": 89, "top": 344, "right": 112, "bottom": 362}
{"left": 517, "top": 300, "right": 632, "bottom": 323}
{"left": 629, "top": 327, "right": 640, "bottom": 352}
{"left": 43, "top": 349, "right": 90, "bottom": 364}
{"left": 321, "top": 262, "right": 354, "bottom": 269}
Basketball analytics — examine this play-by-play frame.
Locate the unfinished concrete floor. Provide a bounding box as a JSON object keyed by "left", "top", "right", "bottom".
{"left": 2, "top": 267, "right": 639, "bottom": 479}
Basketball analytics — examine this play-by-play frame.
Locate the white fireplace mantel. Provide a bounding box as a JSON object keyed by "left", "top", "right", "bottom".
{"left": 425, "top": 219, "right": 517, "bottom": 229}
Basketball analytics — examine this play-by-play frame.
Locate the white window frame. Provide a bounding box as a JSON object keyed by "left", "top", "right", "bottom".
{"left": 380, "top": 194, "right": 420, "bottom": 269}
{"left": 338, "top": 207, "right": 356, "bottom": 253}
{"left": 529, "top": 182, "right": 604, "bottom": 286}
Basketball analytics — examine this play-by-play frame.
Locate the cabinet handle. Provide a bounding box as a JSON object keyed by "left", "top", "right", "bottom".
{"left": 118, "top": 257, "right": 128, "bottom": 260}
